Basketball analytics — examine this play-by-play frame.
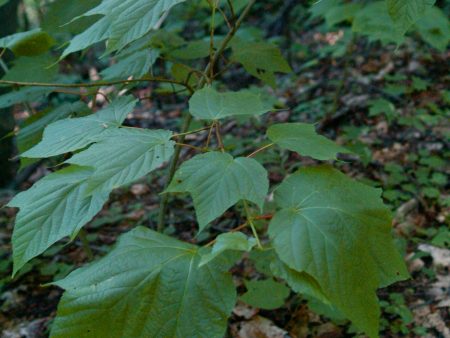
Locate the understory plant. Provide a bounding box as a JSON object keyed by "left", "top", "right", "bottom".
{"left": 1, "top": 0, "right": 445, "bottom": 337}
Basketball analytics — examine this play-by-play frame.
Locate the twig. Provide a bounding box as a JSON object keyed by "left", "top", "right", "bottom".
{"left": 227, "top": 0, "right": 236, "bottom": 21}
{"left": 175, "top": 142, "right": 204, "bottom": 152}
{"left": 243, "top": 201, "right": 263, "bottom": 249}
{"left": 0, "top": 58, "right": 8, "bottom": 74}
{"left": 94, "top": 90, "right": 111, "bottom": 103}
{"left": 204, "top": 214, "right": 272, "bottom": 247}
{"left": 254, "top": 214, "right": 273, "bottom": 221}
{"left": 217, "top": 6, "right": 232, "bottom": 29}
{"left": 209, "top": 0, "right": 217, "bottom": 82}
{"left": 215, "top": 121, "right": 225, "bottom": 152}
{"left": 247, "top": 143, "right": 274, "bottom": 158}
{"left": 156, "top": 0, "right": 256, "bottom": 232}
{"left": 172, "top": 125, "right": 211, "bottom": 138}
{"left": 0, "top": 76, "right": 194, "bottom": 94}
{"left": 0, "top": 56, "right": 36, "bottom": 115}
{"left": 205, "top": 122, "right": 215, "bottom": 148}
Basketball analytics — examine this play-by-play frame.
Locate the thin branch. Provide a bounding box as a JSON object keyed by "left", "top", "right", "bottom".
{"left": 209, "top": 0, "right": 218, "bottom": 82}
{"left": 94, "top": 90, "right": 111, "bottom": 103}
{"left": 227, "top": 0, "right": 236, "bottom": 21}
{"left": 175, "top": 142, "right": 204, "bottom": 152}
{"left": 254, "top": 214, "right": 273, "bottom": 221}
{"left": 157, "top": 113, "right": 193, "bottom": 232}
{"left": 0, "top": 76, "right": 194, "bottom": 94}
{"left": 215, "top": 121, "right": 225, "bottom": 152}
{"left": 51, "top": 88, "right": 87, "bottom": 97}
{"left": 243, "top": 201, "right": 263, "bottom": 249}
{"left": 0, "top": 58, "right": 8, "bottom": 74}
{"left": 157, "top": 0, "right": 257, "bottom": 232}
{"left": 172, "top": 125, "right": 211, "bottom": 138}
{"left": 217, "top": 6, "right": 232, "bottom": 29}
{"left": 199, "top": 0, "right": 256, "bottom": 88}
{"left": 246, "top": 143, "right": 274, "bottom": 158}
{"left": 0, "top": 56, "right": 36, "bottom": 114}
{"left": 205, "top": 122, "right": 215, "bottom": 148}
{"left": 204, "top": 215, "right": 272, "bottom": 248}
{"left": 212, "top": 56, "right": 234, "bottom": 80}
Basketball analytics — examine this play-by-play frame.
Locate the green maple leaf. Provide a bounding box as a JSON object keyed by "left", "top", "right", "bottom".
{"left": 269, "top": 165, "right": 409, "bottom": 337}
{"left": 51, "top": 227, "right": 236, "bottom": 338}
{"left": 166, "top": 152, "right": 269, "bottom": 231}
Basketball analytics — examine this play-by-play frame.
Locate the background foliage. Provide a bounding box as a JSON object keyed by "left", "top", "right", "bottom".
{"left": 0, "top": 0, "right": 448, "bottom": 337}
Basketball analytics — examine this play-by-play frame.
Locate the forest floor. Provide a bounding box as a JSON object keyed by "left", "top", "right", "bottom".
{"left": 0, "top": 29, "right": 449, "bottom": 338}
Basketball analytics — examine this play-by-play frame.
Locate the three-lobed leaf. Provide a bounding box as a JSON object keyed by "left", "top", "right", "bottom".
{"left": 267, "top": 123, "right": 352, "bottom": 161}
{"left": 189, "top": 87, "right": 271, "bottom": 120}
{"left": 51, "top": 227, "right": 236, "bottom": 338}
{"left": 166, "top": 152, "right": 269, "bottom": 231}
{"left": 268, "top": 165, "right": 409, "bottom": 337}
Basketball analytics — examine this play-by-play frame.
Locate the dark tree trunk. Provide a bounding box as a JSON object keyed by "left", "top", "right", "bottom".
{"left": 0, "top": 0, "right": 20, "bottom": 188}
